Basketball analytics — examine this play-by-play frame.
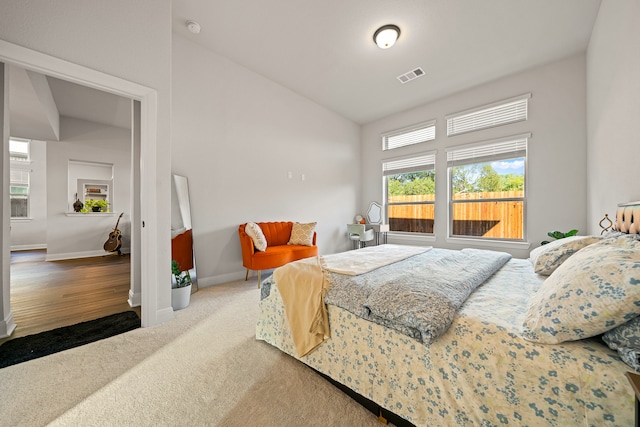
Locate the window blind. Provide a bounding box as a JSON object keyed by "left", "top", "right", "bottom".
{"left": 10, "top": 168, "right": 29, "bottom": 185}
{"left": 446, "top": 94, "right": 530, "bottom": 136}
{"left": 447, "top": 136, "right": 528, "bottom": 167}
{"left": 382, "top": 120, "right": 436, "bottom": 150}
{"left": 383, "top": 152, "right": 436, "bottom": 176}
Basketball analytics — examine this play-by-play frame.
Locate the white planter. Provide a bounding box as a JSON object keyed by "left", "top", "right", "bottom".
{"left": 171, "top": 284, "right": 192, "bottom": 311}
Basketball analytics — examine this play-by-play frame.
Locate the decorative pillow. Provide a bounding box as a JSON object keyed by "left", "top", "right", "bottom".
{"left": 603, "top": 316, "right": 640, "bottom": 371}
{"left": 288, "top": 222, "right": 316, "bottom": 246}
{"left": 522, "top": 237, "right": 640, "bottom": 344}
{"left": 245, "top": 222, "right": 267, "bottom": 251}
{"left": 602, "top": 229, "right": 640, "bottom": 241}
{"left": 528, "top": 235, "right": 602, "bottom": 275}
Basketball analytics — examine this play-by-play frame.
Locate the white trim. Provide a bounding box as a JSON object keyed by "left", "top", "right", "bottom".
{"left": 45, "top": 250, "right": 116, "bottom": 261}
{"left": 446, "top": 236, "right": 531, "bottom": 250}
{"left": 10, "top": 244, "right": 46, "bottom": 251}
{"left": 0, "top": 39, "right": 163, "bottom": 330}
{"left": 65, "top": 212, "right": 120, "bottom": 217}
{"left": 128, "top": 289, "right": 141, "bottom": 307}
{"left": 387, "top": 232, "right": 436, "bottom": 245}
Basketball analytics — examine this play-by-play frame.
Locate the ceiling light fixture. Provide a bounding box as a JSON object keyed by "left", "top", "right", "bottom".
{"left": 186, "top": 20, "right": 201, "bottom": 35}
{"left": 373, "top": 24, "right": 400, "bottom": 49}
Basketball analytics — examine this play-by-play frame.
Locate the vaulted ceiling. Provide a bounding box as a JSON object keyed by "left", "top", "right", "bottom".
{"left": 172, "top": 0, "right": 602, "bottom": 124}
{"left": 8, "top": 0, "right": 603, "bottom": 141}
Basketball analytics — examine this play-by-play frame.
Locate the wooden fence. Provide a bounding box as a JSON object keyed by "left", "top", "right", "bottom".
{"left": 388, "top": 191, "right": 524, "bottom": 238}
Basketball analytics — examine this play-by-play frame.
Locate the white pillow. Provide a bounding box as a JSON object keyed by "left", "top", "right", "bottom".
{"left": 528, "top": 235, "right": 601, "bottom": 275}
{"left": 245, "top": 222, "right": 267, "bottom": 251}
{"left": 522, "top": 237, "right": 640, "bottom": 344}
{"left": 288, "top": 222, "right": 316, "bottom": 246}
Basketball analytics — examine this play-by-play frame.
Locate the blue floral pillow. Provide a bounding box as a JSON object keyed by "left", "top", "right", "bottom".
{"left": 603, "top": 317, "right": 640, "bottom": 371}
{"left": 522, "top": 236, "right": 640, "bottom": 344}
{"left": 528, "top": 235, "right": 602, "bottom": 275}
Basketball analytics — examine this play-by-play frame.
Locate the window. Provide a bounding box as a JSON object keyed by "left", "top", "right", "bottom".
{"left": 446, "top": 93, "right": 530, "bottom": 136}
{"left": 9, "top": 139, "right": 30, "bottom": 218}
{"left": 383, "top": 152, "right": 436, "bottom": 234}
{"left": 447, "top": 134, "right": 528, "bottom": 240}
{"left": 382, "top": 120, "right": 436, "bottom": 150}
{"left": 68, "top": 160, "right": 114, "bottom": 213}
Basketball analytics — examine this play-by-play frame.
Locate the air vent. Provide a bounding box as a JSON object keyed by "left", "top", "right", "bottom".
{"left": 397, "top": 67, "right": 425, "bottom": 84}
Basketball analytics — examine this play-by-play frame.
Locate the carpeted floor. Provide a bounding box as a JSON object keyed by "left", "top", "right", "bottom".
{"left": 0, "top": 311, "right": 141, "bottom": 369}
{"left": 0, "top": 279, "right": 384, "bottom": 427}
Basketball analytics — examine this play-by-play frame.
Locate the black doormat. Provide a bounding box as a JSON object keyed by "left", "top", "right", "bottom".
{"left": 0, "top": 311, "right": 140, "bottom": 369}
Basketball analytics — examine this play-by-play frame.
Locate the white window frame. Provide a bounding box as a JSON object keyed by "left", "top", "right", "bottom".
{"left": 446, "top": 134, "right": 529, "bottom": 241}
{"left": 382, "top": 151, "right": 436, "bottom": 235}
{"left": 446, "top": 93, "right": 530, "bottom": 137}
{"left": 382, "top": 119, "right": 436, "bottom": 151}
{"left": 9, "top": 138, "right": 31, "bottom": 219}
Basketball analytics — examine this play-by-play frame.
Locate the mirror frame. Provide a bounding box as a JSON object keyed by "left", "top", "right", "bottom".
{"left": 171, "top": 174, "right": 197, "bottom": 292}
{"left": 367, "top": 201, "right": 383, "bottom": 224}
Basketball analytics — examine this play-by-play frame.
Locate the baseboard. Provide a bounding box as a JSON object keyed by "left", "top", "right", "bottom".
{"left": 198, "top": 269, "right": 275, "bottom": 288}
{"left": 128, "top": 290, "right": 141, "bottom": 307}
{"left": 197, "top": 271, "right": 246, "bottom": 288}
{"left": 45, "top": 250, "right": 120, "bottom": 261}
{"left": 11, "top": 244, "right": 47, "bottom": 251}
{"left": 0, "top": 312, "right": 17, "bottom": 339}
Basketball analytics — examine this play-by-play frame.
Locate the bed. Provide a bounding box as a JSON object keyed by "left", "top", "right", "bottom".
{"left": 256, "top": 203, "right": 640, "bottom": 426}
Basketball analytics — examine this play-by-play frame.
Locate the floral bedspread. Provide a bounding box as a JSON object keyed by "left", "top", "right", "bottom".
{"left": 256, "top": 256, "right": 634, "bottom": 426}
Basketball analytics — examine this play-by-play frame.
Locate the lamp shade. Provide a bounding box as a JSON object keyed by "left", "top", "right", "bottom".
{"left": 373, "top": 25, "right": 400, "bottom": 49}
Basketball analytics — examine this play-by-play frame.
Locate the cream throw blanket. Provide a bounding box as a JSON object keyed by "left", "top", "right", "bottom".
{"left": 275, "top": 257, "right": 330, "bottom": 357}
{"left": 321, "top": 244, "right": 431, "bottom": 276}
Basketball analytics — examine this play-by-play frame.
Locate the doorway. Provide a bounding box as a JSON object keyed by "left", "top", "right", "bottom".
{"left": 5, "top": 68, "right": 136, "bottom": 339}
{"left": 0, "top": 39, "right": 166, "bottom": 337}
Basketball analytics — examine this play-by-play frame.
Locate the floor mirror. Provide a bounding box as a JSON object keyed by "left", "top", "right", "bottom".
{"left": 171, "top": 174, "right": 198, "bottom": 292}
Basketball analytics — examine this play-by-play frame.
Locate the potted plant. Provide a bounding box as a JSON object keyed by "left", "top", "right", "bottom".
{"left": 81, "top": 199, "right": 110, "bottom": 213}
{"left": 541, "top": 229, "right": 578, "bottom": 245}
{"left": 171, "top": 259, "right": 192, "bottom": 310}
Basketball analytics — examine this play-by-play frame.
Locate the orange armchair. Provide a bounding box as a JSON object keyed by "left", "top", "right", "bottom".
{"left": 238, "top": 222, "right": 318, "bottom": 284}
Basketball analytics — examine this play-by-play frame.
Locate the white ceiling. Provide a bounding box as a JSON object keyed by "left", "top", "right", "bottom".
{"left": 46, "top": 76, "right": 132, "bottom": 130}
{"left": 172, "top": 0, "right": 602, "bottom": 124}
{"left": 8, "top": 1, "right": 603, "bottom": 138}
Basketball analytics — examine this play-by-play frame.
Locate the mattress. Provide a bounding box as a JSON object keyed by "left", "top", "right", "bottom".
{"left": 256, "top": 254, "right": 634, "bottom": 426}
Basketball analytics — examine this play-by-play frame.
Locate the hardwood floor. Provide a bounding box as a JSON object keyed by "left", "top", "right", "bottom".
{"left": 0, "top": 250, "right": 138, "bottom": 345}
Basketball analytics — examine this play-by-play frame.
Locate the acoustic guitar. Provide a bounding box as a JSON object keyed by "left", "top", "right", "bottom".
{"left": 104, "top": 212, "right": 124, "bottom": 254}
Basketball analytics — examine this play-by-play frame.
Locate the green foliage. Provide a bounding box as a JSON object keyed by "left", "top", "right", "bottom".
{"left": 81, "top": 199, "right": 109, "bottom": 213}
{"left": 452, "top": 162, "right": 524, "bottom": 194}
{"left": 541, "top": 229, "right": 579, "bottom": 245}
{"left": 171, "top": 260, "right": 192, "bottom": 288}
{"left": 388, "top": 171, "right": 435, "bottom": 196}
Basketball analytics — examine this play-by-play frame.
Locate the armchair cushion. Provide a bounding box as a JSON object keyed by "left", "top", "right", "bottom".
{"left": 245, "top": 222, "right": 267, "bottom": 251}
{"left": 288, "top": 222, "right": 317, "bottom": 246}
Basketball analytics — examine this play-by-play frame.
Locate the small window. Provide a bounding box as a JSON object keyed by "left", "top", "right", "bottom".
{"left": 447, "top": 135, "right": 528, "bottom": 240}
{"left": 10, "top": 139, "right": 31, "bottom": 219}
{"left": 383, "top": 152, "right": 436, "bottom": 234}
{"left": 446, "top": 93, "right": 530, "bottom": 136}
{"left": 382, "top": 120, "right": 436, "bottom": 151}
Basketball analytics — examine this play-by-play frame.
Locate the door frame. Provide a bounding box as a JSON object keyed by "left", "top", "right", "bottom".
{"left": 0, "top": 39, "right": 167, "bottom": 335}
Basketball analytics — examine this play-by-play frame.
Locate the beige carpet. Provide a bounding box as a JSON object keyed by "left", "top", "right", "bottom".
{"left": 0, "top": 279, "right": 384, "bottom": 427}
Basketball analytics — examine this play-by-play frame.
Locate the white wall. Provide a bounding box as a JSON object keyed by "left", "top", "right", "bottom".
{"left": 362, "top": 54, "right": 588, "bottom": 259}
{"left": 586, "top": 0, "right": 640, "bottom": 231}
{"left": 45, "top": 117, "right": 131, "bottom": 260}
{"left": 171, "top": 34, "right": 361, "bottom": 285}
{"left": 0, "top": 0, "right": 172, "bottom": 325}
{"left": 9, "top": 139, "right": 47, "bottom": 250}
